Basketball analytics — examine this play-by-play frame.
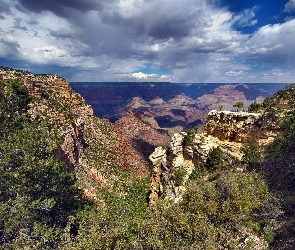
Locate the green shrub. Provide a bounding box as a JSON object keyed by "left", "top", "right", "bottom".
{"left": 205, "top": 146, "right": 225, "bottom": 171}
{"left": 183, "top": 129, "right": 195, "bottom": 146}
{"left": 138, "top": 171, "right": 279, "bottom": 249}
{"left": 248, "top": 101, "right": 263, "bottom": 113}
{"left": 241, "top": 140, "right": 261, "bottom": 170}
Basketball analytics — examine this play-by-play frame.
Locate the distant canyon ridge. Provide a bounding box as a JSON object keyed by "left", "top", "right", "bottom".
{"left": 71, "top": 82, "right": 286, "bottom": 135}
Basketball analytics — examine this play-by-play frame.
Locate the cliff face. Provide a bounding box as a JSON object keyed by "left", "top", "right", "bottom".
{"left": 0, "top": 66, "right": 151, "bottom": 200}
{"left": 149, "top": 110, "right": 282, "bottom": 205}
{"left": 204, "top": 110, "right": 282, "bottom": 143}
{"left": 115, "top": 110, "right": 170, "bottom": 170}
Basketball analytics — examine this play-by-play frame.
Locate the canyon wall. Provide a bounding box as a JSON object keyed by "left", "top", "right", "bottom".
{"left": 0, "top": 67, "right": 156, "bottom": 199}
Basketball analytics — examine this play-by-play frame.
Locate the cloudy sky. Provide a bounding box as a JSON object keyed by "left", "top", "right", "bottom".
{"left": 1, "top": 0, "right": 295, "bottom": 82}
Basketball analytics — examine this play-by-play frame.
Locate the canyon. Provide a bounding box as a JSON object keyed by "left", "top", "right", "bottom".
{"left": 71, "top": 81, "right": 286, "bottom": 136}
{"left": 1, "top": 66, "right": 293, "bottom": 249}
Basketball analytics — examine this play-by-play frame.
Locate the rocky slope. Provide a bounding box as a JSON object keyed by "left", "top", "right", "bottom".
{"left": 0, "top": 66, "right": 152, "bottom": 200}
{"left": 115, "top": 110, "right": 170, "bottom": 168}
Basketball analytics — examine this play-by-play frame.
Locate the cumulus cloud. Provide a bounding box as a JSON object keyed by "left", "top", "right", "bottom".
{"left": 244, "top": 19, "right": 295, "bottom": 66}
{"left": 284, "top": 0, "right": 295, "bottom": 12}
{"left": 130, "top": 72, "right": 172, "bottom": 81}
{"left": 0, "top": 0, "right": 294, "bottom": 82}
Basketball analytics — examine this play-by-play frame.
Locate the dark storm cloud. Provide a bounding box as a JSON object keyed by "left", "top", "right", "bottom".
{"left": 49, "top": 29, "right": 75, "bottom": 39}
{"left": 70, "top": 0, "right": 211, "bottom": 62}
{"left": 0, "top": 38, "right": 20, "bottom": 57}
{"left": 146, "top": 17, "right": 192, "bottom": 40}
{"left": 17, "top": 0, "right": 112, "bottom": 18}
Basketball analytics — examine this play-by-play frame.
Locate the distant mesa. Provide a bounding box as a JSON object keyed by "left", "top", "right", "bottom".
{"left": 168, "top": 93, "right": 195, "bottom": 105}
{"left": 149, "top": 96, "right": 166, "bottom": 105}
{"left": 127, "top": 96, "right": 149, "bottom": 109}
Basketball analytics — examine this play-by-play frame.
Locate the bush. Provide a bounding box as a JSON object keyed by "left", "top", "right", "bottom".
{"left": 205, "top": 146, "right": 225, "bottom": 171}
{"left": 248, "top": 101, "right": 263, "bottom": 113}
{"left": 241, "top": 140, "right": 261, "bottom": 170}
{"left": 0, "top": 79, "right": 81, "bottom": 247}
{"left": 183, "top": 129, "right": 195, "bottom": 146}
{"left": 138, "top": 171, "right": 280, "bottom": 249}
{"left": 174, "top": 166, "right": 187, "bottom": 186}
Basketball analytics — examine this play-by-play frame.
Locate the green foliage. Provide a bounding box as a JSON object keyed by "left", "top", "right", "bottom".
{"left": 60, "top": 176, "right": 150, "bottom": 249}
{"left": 183, "top": 129, "right": 195, "bottom": 146}
{"left": 189, "top": 163, "right": 207, "bottom": 180}
{"left": 205, "top": 146, "right": 225, "bottom": 171}
{"left": 241, "top": 140, "right": 262, "bottom": 169}
{"left": 262, "top": 97, "right": 284, "bottom": 119}
{"left": 0, "top": 79, "right": 81, "bottom": 247}
{"left": 248, "top": 101, "right": 263, "bottom": 113}
{"left": 174, "top": 166, "right": 187, "bottom": 186}
{"left": 138, "top": 171, "right": 279, "bottom": 249}
{"left": 0, "top": 79, "right": 31, "bottom": 138}
{"left": 233, "top": 101, "right": 244, "bottom": 111}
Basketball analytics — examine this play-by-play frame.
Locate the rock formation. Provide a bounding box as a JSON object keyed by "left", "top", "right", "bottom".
{"left": 204, "top": 110, "right": 282, "bottom": 143}
{"left": 149, "top": 110, "right": 282, "bottom": 205}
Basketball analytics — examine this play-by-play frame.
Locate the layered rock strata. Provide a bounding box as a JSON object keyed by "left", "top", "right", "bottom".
{"left": 204, "top": 110, "right": 282, "bottom": 143}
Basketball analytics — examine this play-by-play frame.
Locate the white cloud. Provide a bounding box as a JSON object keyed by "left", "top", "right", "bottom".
{"left": 209, "top": 12, "right": 232, "bottom": 31}
{"left": 244, "top": 19, "right": 295, "bottom": 64}
{"left": 129, "top": 72, "right": 173, "bottom": 81}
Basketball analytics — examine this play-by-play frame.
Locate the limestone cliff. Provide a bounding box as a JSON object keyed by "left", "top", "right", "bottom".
{"left": 204, "top": 110, "right": 282, "bottom": 143}
{"left": 149, "top": 110, "right": 282, "bottom": 205}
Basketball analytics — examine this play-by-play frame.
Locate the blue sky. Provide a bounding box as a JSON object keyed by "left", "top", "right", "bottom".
{"left": 0, "top": 0, "right": 295, "bottom": 83}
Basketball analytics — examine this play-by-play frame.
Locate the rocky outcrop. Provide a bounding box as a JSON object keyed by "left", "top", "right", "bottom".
{"left": 149, "top": 131, "right": 243, "bottom": 205}
{"left": 1, "top": 66, "right": 72, "bottom": 98}
{"left": 204, "top": 110, "right": 282, "bottom": 143}
{"left": 149, "top": 110, "right": 282, "bottom": 205}
{"left": 57, "top": 118, "right": 86, "bottom": 171}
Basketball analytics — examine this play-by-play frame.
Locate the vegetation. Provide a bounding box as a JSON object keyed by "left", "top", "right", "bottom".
{"left": 183, "top": 129, "right": 195, "bottom": 146}
{"left": 233, "top": 101, "right": 244, "bottom": 111}
{"left": 248, "top": 101, "right": 263, "bottom": 113}
{"left": 0, "top": 79, "right": 80, "bottom": 248}
{"left": 138, "top": 171, "right": 279, "bottom": 249}
{"left": 174, "top": 166, "right": 187, "bottom": 186}
{"left": 2, "top": 78, "right": 295, "bottom": 249}
{"left": 205, "top": 146, "right": 226, "bottom": 171}
{"left": 241, "top": 140, "right": 262, "bottom": 170}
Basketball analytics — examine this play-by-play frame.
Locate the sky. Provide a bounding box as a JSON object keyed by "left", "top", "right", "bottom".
{"left": 0, "top": 0, "right": 295, "bottom": 83}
